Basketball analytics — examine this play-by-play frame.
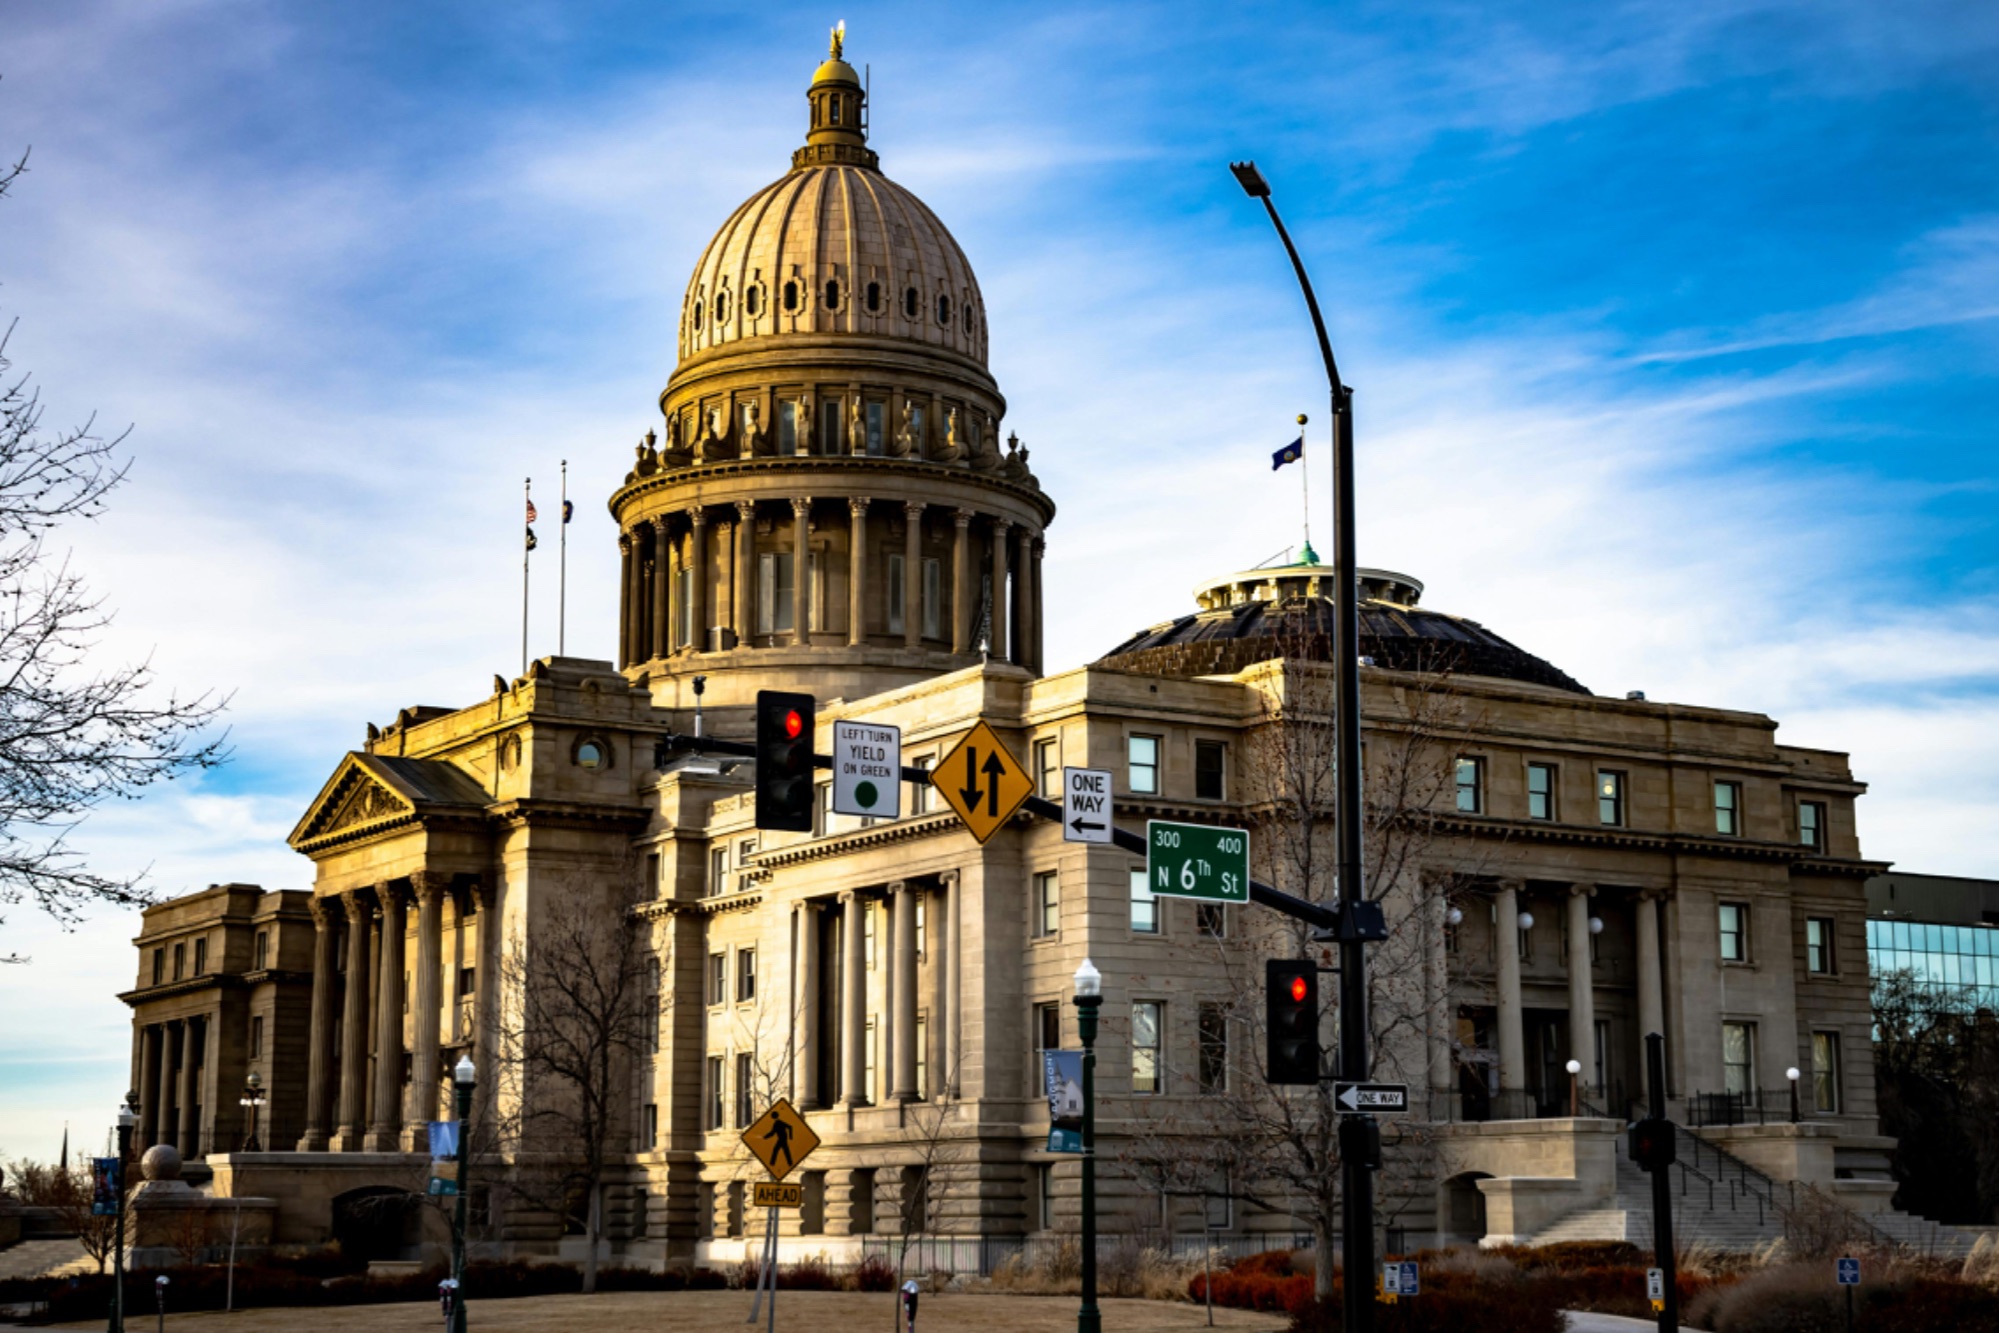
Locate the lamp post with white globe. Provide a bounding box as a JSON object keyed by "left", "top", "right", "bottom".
{"left": 1565, "top": 1059, "right": 1583, "bottom": 1118}
{"left": 1072, "top": 958, "right": 1103, "bottom": 1333}
{"left": 450, "top": 1055, "right": 476, "bottom": 1333}
{"left": 1786, "top": 1066, "right": 1801, "bottom": 1124}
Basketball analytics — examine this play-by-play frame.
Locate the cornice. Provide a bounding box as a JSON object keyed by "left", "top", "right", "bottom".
{"left": 756, "top": 810, "right": 961, "bottom": 868}
{"left": 119, "top": 974, "right": 241, "bottom": 1007}
{"left": 609, "top": 454, "right": 1055, "bottom": 527}
{"left": 490, "top": 799, "right": 652, "bottom": 832}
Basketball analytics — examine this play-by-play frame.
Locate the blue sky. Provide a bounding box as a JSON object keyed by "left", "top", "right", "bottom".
{"left": 0, "top": 0, "right": 1994, "bottom": 1156}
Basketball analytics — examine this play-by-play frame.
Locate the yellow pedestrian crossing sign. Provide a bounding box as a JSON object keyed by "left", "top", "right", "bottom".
{"left": 742, "top": 1097, "right": 819, "bottom": 1182}
{"left": 933, "top": 720, "right": 1034, "bottom": 844}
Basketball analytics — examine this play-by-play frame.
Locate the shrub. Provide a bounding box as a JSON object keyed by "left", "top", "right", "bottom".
{"left": 1190, "top": 1250, "right": 1315, "bottom": 1315}
{"left": 1287, "top": 1275, "right": 1566, "bottom": 1333}
{"left": 780, "top": 1256, "right": 841, "bottom": 1291}
{"left": 850, "top": 1253, "right": 898, "bottom": 1292}
{"left": 1691, "top": 1262, "right": 1999, "bottom": 1333}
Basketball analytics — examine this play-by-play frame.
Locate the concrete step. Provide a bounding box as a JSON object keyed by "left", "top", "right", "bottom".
{"left": 0, "top": 1238, "right": 93, "bottom": 1281}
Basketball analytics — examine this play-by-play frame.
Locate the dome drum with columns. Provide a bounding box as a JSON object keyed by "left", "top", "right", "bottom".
{"left": 610, "top": 37, "right": 1052, "bottom": 717}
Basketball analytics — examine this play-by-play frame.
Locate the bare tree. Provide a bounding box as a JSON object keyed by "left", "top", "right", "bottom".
{"left": 0, "top": 149, "right": 228, "bottom": 948}
{"left": 884, "top": 1067, "right": 963, "bottom": 1322}
{"left": 493, "top": 902, "right": 664, "bottom": 1293}
{"left": 7, "top": 1157, "right": 127, "bottom": 1273}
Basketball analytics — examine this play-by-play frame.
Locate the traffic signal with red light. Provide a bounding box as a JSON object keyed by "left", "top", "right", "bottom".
{"left": 1628, "top": 1117, "right": 1676, "bottom": 1172}
{"left": 1265, "top": 958, "right": 1320, "bottom": 1085}
{"left": 754, "top": 691, "right": 816, "bottom": 832}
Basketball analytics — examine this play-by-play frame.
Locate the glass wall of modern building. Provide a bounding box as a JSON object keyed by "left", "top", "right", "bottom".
{"left": 1866, "top": 872, "right": 1999, "bottom": 1010}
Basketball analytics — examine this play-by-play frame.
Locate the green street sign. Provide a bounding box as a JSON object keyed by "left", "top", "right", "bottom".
{"left": 1146, "top": 820, "right": 1250, "bottom": 903}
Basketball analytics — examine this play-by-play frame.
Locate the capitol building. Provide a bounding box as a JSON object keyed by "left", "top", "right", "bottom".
{"left": 120, "top": 36, "right": 1917, "bottom": 1265}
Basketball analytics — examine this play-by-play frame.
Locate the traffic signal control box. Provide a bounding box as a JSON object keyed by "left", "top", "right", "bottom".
{"left": 754, "top": 691, "right": 816, "bottom": 832}
{"left": 1265, "top": 958, "right": 1320, "bottom": 1085}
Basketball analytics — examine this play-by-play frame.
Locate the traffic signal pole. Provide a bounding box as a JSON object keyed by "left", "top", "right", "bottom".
{"left": 1645, "top": 1034, "right": 1679, "bottom": 1333}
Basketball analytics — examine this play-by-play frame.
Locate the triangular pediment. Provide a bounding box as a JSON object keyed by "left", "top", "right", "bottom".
{"left": 289, "top": 755, "right": 418, "bottom": 848}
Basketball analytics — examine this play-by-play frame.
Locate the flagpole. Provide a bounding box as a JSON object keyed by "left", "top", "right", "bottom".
{"left": 522, "top": 477, "right": 532, "bottom": 675}
{"left": 558, "top": 460, "right": 569, "bottom": 656}
{"left": 1297, "top": 412, "right": 1311, "bottom": 557}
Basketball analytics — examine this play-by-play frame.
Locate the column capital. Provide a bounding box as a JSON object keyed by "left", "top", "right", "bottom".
{"left": 904, "top": 501, "right": 926, "bottom": 520}
{"left": 1497, "top": 878, "right": 1526, "bottom": 895}
{"left": 791, "top": 496, "right": 812, "bottom": 518}
{"left": 953, "top": 507, "right": 975, "bottom": 529}
{"left": 651, "top": 513, "right": 673, "bottom": 534}
{"left": 849, "top": 496, "right": 872, "bottom": 517}
{"left": 617, "top": 531, "right": 633, "bottom": 553}
{"left": 341, "top": 891, "right": 372, "bottom": 925}
{"left": 887, "top": 879, "right": 913, "bottom": 896}
{"left": 686, "top": 504, "right": 709, "bottom": 528}
{"left": 937, "top": 869, "right": 961, "bottom": 889}
{"left": 1032, "top": 536, "right": 1046, "bottom": 556}
{"left": 1637, "top": 885, "right": 1671, "bottom": 902}
{"left": 409, "top": 870, "right": 448, "bottom": 901}
{"left": 736, "top": 500, "right": 757, "bottom": 520}
{"left": 992, "top": 517, "right": 1013, "bottom": 535}
{"left": 308, "top": 895, "right": 335, "bottom": 927}
{"left": 838, "top": 889, "right": 861, "bottom": 906}
{"left": 1568, "top": 883, "right": 1596, "bottom": 899}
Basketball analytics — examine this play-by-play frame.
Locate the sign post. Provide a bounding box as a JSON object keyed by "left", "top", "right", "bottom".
{"left": 832, "top": 721, "right": 901, "bottom": 819}
{"left": 1837, "top": 1257, "right": 1859, "bottom": 1333}
{"left": 1062, "top": 767, "right": 1114, "bottom": 843}
{"left": 932, "top": 721, "right": 1033, "bottom": 844}
{"left": 741, "top": 1100, "right": 822, "bottom": 1333}
{"left": 1145, "top": 820, "right": 1250, "bottom": 904}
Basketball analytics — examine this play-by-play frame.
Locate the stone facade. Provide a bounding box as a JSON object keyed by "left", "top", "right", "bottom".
{"left": 120, "top": 36, "right": 1899, "bottom": 1262}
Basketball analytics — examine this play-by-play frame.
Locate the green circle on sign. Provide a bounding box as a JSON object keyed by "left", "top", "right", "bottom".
{"left": 855, "top": 780, "right": 878, "bottom": 809}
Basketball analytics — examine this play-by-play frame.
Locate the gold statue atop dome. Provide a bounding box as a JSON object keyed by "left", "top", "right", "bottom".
{"left": 830, "top": 21, "right": 845, "bottom": 60}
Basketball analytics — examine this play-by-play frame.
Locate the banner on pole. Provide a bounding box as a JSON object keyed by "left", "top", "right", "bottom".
{"left": 90, "top": 1157, "right": 121, "bottom": 1215}
{"left": 427, "top": 1121, "right": 460, "bottom": 1196}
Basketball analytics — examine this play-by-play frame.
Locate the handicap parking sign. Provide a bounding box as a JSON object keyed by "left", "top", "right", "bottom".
{"left": 1397, "top": 1261, "right": 1418, "bottom": 1296}
{"left": 1836, "top": 1257, "right": 1860, "bottom": 1286}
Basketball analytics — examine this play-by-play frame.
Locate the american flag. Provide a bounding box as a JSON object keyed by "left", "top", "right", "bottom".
{"left": 525, "top": 497, "right": 539, "bottom": 523}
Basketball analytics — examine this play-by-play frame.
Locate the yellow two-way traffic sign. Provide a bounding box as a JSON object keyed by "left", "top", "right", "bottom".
{"left": 932, "top": 720, "right": 1034, "bottom": 844}
{"left": 741, "top": 1097, "right": 820, "bottom": 1182}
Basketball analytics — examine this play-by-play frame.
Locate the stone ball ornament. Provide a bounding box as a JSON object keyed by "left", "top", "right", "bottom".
{"left": 140, "top": 1143, "right": 183, "bottom": 1182}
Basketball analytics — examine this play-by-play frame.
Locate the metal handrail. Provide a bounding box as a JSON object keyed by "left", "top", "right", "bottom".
{"left": 1673, "top": 1121, "right": 1895, "bottom": 1249}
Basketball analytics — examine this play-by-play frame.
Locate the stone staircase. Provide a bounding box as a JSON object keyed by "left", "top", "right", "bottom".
{"left": 0, "top": 1237, "right": 93, "bottom": 1280}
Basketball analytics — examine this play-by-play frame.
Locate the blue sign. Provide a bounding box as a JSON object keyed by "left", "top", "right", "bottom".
{"left": 90, "top": 1158, "right": 121, "bottom": 1216}
{"left": 1044, "top": 1051, "right": 1084, "bottom": 1128}
{"left": 1047, "top": 1127, "right": 1083, "bottom": 1154}
{"left": 1836, "top": 1257, "right": 1860, "bottom": 1286}
{"left": 1398, "top": 1261, "right": 1419, "bottom": 1296}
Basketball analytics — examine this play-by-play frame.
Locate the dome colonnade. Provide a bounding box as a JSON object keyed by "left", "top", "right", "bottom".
{"left": 609, "top": 38, "right": 1053, "bottom": 712}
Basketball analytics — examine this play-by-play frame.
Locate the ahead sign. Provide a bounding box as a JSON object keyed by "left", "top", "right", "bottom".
{"left": 1062, "top": 767, "right": 1113, "bottom": 843}
{"left": 1334, "top": 1081, "right": 1410, "bottom": 1114}
{"left": 832, "top": 720, "right": 901, "bottom": 819}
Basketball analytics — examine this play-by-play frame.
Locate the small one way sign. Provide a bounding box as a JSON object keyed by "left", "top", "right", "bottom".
{"left": 1062, "top": 767, "right": 1113, "bottom": 844}
{"left": 932, "top": 720, "right": 1034, "bottom": 844}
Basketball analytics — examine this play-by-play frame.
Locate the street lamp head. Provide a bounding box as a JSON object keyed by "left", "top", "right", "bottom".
{"left": 247, "top": 1070, "right": 262, "bottom": 1092}
{"left": 117, "top": 1104, "right": 136, "bottom": 1129}
{"left": 1445, "top": 906, "right": 1464, "bottom": 927}
{"left": 1073, "top": 957, "right": 1102, "bottom": 999}
{"left": 1588, "top": 916, "right": 1604, "bottom": 935}
{"left": 1565, "top": 1059, "right": 1582, "bottom": 1076}
{"left": 1517, "top": 912, "right": 1535, "bottom": 931}
{"left": 1786, "top": 1066, "right": 1801, "bottom": 1082}
{"left": 1229, "top": 160, "right": 1271, "bottom": 198}
{"left": 454, "top": 1055, "right": 477, "bottom": 1087}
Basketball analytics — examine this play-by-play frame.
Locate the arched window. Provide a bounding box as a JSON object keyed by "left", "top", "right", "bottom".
{"left": 830, "top": 97, "right": 842, "bottom": 126}
{"left": 825, "top": 279, "right": 840, "bottom": 309}
{"left": 866, "top": 281, "right": 881, "bottom": 312}
{"left": 904, "top": 287, "right": 919, "bottom": 318}
{"left": 964, "top": 301, "right": 974, "bottom": 334}
{"left": 692, "top": 300, "right": 703, "bottom": 330}
{"left": 745, "top": 286, "right": 762, "bottom": 317}
{"left": 937, "top": 294, "right": 951, "bottom": 326}
{"left": 783, "top": 280, "right": 799, "bottom": 312}
{"left": 715, "top": 291, "right": 730, "bottom": 323}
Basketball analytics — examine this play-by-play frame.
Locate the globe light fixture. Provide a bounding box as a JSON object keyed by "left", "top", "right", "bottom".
{"left": 1517, "top": 912, "right": 1535, "bottom": 931}
{"left": 1072, "top": 957, "right": 1102, "bottom": 999}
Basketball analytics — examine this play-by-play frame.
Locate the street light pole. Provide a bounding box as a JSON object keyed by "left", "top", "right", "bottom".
{"left": 110, "top": 1096, "right": 135, "bottom": 1333}
{"left": 239, "top": 1073, "right": 266, "bottom": 1153}
{"left": 1073, "top": 958, "right": 1103, "bottom": 1333}
{"left": 1231, "top": 157, "right": 1375, "bottom": 1333}
{"left": 451, "top": 1055, "right": 476, "bottom": 1333}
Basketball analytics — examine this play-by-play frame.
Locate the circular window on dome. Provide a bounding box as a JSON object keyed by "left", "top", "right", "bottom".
{"left": 575, "top": 737, "right": 611, "bottom": 771}
{"left": 904, "top": 286, "right": 919, "bottom": 319}
{"left": 715, "top": 290, "right": 730, "bottom": 323}
{"left": 866, "top": 281, "right": 881, "bottom": 313}
{"left": 936, "top": 294, "right": 951, "bottom": 326}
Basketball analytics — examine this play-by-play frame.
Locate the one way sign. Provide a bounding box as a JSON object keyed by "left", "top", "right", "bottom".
{"left": 1333, "top": 1082, "right": 1409, "bottom": 1114}
{"left": 1062, "top": 767, "right": 1114, "bottom": 844}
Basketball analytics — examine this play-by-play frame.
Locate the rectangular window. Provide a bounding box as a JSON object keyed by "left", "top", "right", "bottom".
{"left": 1597, "top": 770, "right": 1625, "bottom": 826}
{"left": 866, "top": 401, "right": 884, "bottom": 455}
{"left": 1527, "top": 763, "right": 1556, "bottom": 821}
{"left": 641, "top": 1102, "right": 658, "bottom": 1149}
{"left": 821, "top": 400, "right": 842, "bottom": 456}
{"left": 1196, "top": 902, "right": 1226, "bottom": 938}
{"left": 676, "top": 566, "right": 694, "bottom": 648}
{"left": 757, "top": 552, "right": 795, "bottom": 635}
{"left": 1807, "top": 917, "right": 1835, "bottom": 975}
{"left": 813, "top": 780, "right": 832, "bottom": 835}
{"left": 1198, "top": 1002, "right": 1228, "bottom": 1094}
{"left": 1034, "top": 1001, "right": 1061, "bottom": 1094}
{"left": 779, "top": 400, "right": 797, "bottom": 453}
{"left": 886, "top": 554, "right": 906, "bottom": 635}
{"left": 708, "top": 952, "right": 727, "bottom": 1006}
{"left": 865, "top": 906, "right": 877, "bottom": 969}
{"left": 152, "top": 948, "right": 164, "bottom": 986}
{"left": 1800, "top": 801, "right": 1825, "bottom": 851}
{"left": 1035, "top": 737, "right": 1060, "bottom": 798}
{"left": 1128, "top": 735, "right": 1160, "bottom": 794}
{"left": 911, "top": 755, "right": 933, "bottom": 815}
{"left": 739, "top": 838, "right": 757, "bottom": 870}
{"left": 249, "top": 1014, "right": 264, "bottom": 1060}
{"left": 706, "top": 1055, "right": 725, "bottom": 1131}
{"left": 1715, "top": 780, "right": 1742, "bottom": 836}
{"left": 1132, "top": 1001, "right": 1163, "bottom": 1094}
{"left": 1719, "top": 902, "right": 1749, "bottom": 963}
{"left": 709, "top": 845, "right": 728, "bottom": 897}
{"left": 1721, "top": 1021, "right": 1755, "bottom": 1098}
{"left": 173, "top": 942, "right": 185, "bottom": 980}
{"left": 1195, "top": 740, "right": 1226, "bottom": 800}
{"left": 921, "top": 558, "right": 942, "bottom": 639}
{"left": 458, "top": 966, "right": 476, "bottom": 998}
{"left": 1037, "top": 1163, "right": 1056, "bottom": 1231}
{"left": 253, "top": 930, "right": 269, "bottom": 971}
{"left": 915, "top": 1014, "right": 928, "bottom": 1098}
{"left": 1130, "top": 866, "right": 1158, "bottom": 934}
{"left": 193, "top": 937, "right": 208, "bottom": 975}
{"left": 647, "top": 958, "right": 662, "bottom": 1053}
{"left": 1455, "top": 757, "right": 1483, "bottom": 813}
{"left": 1811, "top": 1031, "right": 1841, "bottom": 1113}
{"left": 1033, "top": 870, "right": 1060, "bottom": 938}
{"left": 737, "top": 948, "right": 757, "bottom": 1003}
{"left": 864, "top": 1017, "right": 878, "bottom": 1101}
{"left": 915, "top": 897, "right": 927, "bottom": 957}
{"left": 645, "top": 852, "right": 661, "bottom": 900}
{"left": 735, "top": 1052, "right": 755, "bottom": 1127}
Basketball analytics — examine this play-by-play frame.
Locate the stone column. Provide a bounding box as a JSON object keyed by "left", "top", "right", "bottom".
{"left": 941, "top": 870, "right": 962, "bottom": 1098}
{"left": 688, "top": 508, "right": 709, "bottom": 652}
{"left": 903, "top": 504, "right": 924, "bottom": 648}
{"left": 1567, "top": 885, "right": 1597, "bottom": 1098}
{"left": 651, "top": 516, "right": 671, "bottom": 660}
{"left": 1012, "top": 527, "right": 1032, "bottom": 667}
{"left": 840, "top": 891, "right": 867, "bottom": 1107}
{"left": 951, "top": 509, "right": 974, "bottom": 654}
{"left": 796, "top": 902, "right": 821, "bottom": 1108}
{"left": 175, "top": 1018, "right": 199, "bottom": 1157}
{"left": 138, "top": 1025, "right": 163, "bottom": 1147}
{"left": 1494, "top": 881, "right": 1527, "bottom": 1098}
{"left": 848, "top": 497, "right": 870, "bottom": 646}
{"left": 297, "top": 897, "right": 339, "bottom": 1150}
{"left": 791, "top": 498, "right": 811, "bottom": 646}
{"left": 150, "top": 1024, "right": 174, "bottom": 1151}
{"left": 1635, "top": 890, "right": 1666, "bottom": 1097}
{"left": 365, "top": 884, "right": 407, "bottom": 1150}
{"left": 617, "top": 533, "right": 633, "bottom": 667}
{"left": 892, "top": 883, "right": 919, "bottom": 1101}
{"left": 989, "top": 519, "right": 1011, "bottom": 661}
{"left": 471, "top": 880, "right": 499, "bottom": 1124}
{"left": 636, "top": 530, "right": 652, "bottom": 663}
{"left": 880, "top": 896, "right": 895, "bottom": 1104}
{"left": 332, "top": 891, "right": 373, "bottom": 1151}
{"left": 735, "top": 501, "right": 756, "bottom": 644}
{"left": 1031, "top": 537, "right": 1046, "bottom": 672}
{"left": 405, "top": 873, "right": 446, "bottom": 1147}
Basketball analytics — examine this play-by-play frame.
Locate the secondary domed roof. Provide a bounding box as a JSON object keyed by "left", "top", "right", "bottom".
{"left": 1098, "top": 562, "right": 1590, "bottom": 695}
{"left": 674, "top": 35, "right": 987, "bottom": 369}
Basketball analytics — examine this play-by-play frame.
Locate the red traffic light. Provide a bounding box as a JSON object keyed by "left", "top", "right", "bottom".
{"left": 1290, "top": 975, "right": 1309, "bottom": 1003}
{"left": 784, "top": 709, "right": 804, "bottom": 739}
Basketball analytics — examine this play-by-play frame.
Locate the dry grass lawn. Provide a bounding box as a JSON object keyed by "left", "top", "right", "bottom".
{"left": 53, "top": 1288, "right": 1289, "bottom": 1332}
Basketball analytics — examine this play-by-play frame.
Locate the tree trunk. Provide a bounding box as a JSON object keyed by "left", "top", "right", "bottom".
{"left": 582, "top": 1179, "right": 602, "bottom": 1295}
{"left": 1314, "top": 1218, "right": 1336, "bottom": 1300}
